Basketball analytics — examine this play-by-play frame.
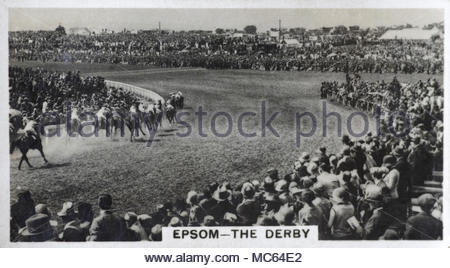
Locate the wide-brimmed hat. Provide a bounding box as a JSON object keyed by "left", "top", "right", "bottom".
{"left": 21, "top": 213, "right": 54, "bottom": 238}
{"left": 57, "top": 202, "right": 75, "bottom": 217}
{"left": 58, "top": 221, "right": 84, "bottom": 241}
{"left": 186, "top": 190, "right": 198, "bottom": 205}
{"left": 241, "top": 183, "right": 255, "bottom": 198}
{"left": 213, "top": 185, "right": 231, "bottom": 201}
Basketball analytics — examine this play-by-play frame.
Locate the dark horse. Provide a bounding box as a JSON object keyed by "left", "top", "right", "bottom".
{"left": 165, "top": 105, "right": 177, "bottom": 125}
{"left": 110, "top": 109, "right": 147, "bottom": 142}
{"left": 10, "top": 122, "right": 48, "bottom": 170}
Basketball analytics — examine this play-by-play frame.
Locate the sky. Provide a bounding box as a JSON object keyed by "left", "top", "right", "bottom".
{"left": 9, "top": 8, "right": 444, "bottom": 32}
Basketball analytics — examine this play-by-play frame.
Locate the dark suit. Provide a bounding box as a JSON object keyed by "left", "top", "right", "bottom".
{"left": 404, "top": 212, "right": 442, "bottom": 240}
{"left": 88, "top": 210, "right": 125, "bottom": 241}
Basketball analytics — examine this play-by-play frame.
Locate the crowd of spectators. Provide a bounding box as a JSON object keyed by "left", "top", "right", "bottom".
{"left": 10, "top": 126, "right": 443, "bottom": 241}
{"left": 9, "top": 30, "right": 443, "bottom": 74}
{"left": 9, "top": 66, "right": 140, "bottom": 120}
{"left": 322, "top": 75, "right": 443, "bottom": 179}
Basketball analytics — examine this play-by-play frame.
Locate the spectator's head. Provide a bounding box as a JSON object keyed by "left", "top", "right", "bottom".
{"left": 332, "top": 187, "right": 350, "bottom": 204}
{"left": 267, "top": 168, "right": 279, "bottom": 181}
{"left": 251, "top": 180, "right": 261, "bottom": 191}
{"left": 138, "top": 214, "right": 153, "bottom": 235}
{"left": 300, "top": 189, "right": 316, "bottom": 205}
{"left": 59, "top": 222, "right": 85, "bottom": 242}
{"left": 223, "top": 212, "right": 238, "bottom": 226}
{"left": 124, "top": 212, "right": 138, "bottom": 227}
{"left": 274, "top": 204, "right": 295, "bottom": 225}
{"left": 202, "top": 215, "right": 217, "bottom": 226}
{"left": 382, "top": 155, "right": 396, "bottom": 169}
{"left": 150, "top": 224, "right": 162, "bottom": 241}
{"left": 342, "top": 171, "right": 352, "bottom": 183}
{"left": 57, "top": 201, "right": 76, "bottom": 223}
{"left": 255, "top": 215, "right": 278, "bottom": 226}
{"left": 318, "top": 162, "right": 330, "bottom": 173}
{"left": 17, "top": 189, "right": 33, "bottom": 204}
{"left": 213, "top": 184, "right": 231, "bottom": 202}
{"left": 35, "top": 204, "right": 51, "bottom": 217}
{"left": 77, "top": 202, "right": 93, "bottom": 223}
{"left": 364, "top": 185, "right": 384, "bottom": 207}
{"left": 275, "top": 179, "right": 288, "bottom": 193}
{"left": 168, "top": 217, "right": 183, "bottom": 227}
{"left": 311, "top": 182, "right": 327, "bottom": 198}
{"left": 241, "top": 182, "right": 255, "bottom": 199}
{"left": 186, "top": 190, "right": 198, "bottom": 206}
{"left": 379, "top": 229, "right": 400, "bottom": 240}
{"left": 263, "top": 176, "right": 275, "bottom": 192}
{"left": 418, "top": 193, "right": 436, "bottom": 214}
{"left": 98, "top": 194, "right": 113, "bottom": 210}
{"left": 299, "top": 152, "right": 310, "bottom": 164}
{"left": 21, "top": 213, "right": 54, "bottom": 242}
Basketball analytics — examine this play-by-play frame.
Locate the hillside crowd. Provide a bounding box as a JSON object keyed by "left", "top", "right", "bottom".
{"left": 9, "top": 30, "right": 443, "bottom": 73}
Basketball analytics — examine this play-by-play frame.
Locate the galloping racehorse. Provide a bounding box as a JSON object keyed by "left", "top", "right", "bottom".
{"left": 10, "top": 115, "right": 48, "bottom": 170}
{"left": 165, "top": 103, "right": 177, "bottom": 125}
{"left": 110, "top": 107, "right": 146, "bottom": 142}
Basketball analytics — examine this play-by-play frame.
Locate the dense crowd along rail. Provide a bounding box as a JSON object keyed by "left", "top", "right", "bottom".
{"left": 9, "top": 30, "right": 443, "bottom": 74}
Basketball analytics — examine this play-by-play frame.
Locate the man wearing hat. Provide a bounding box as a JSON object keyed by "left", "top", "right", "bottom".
{"left": 209, "top": 184, "right": 235, "bottom": 224}
{"left": 362, "top": 185, "right": 395, "bottom": 240}
{"left": 407, "top": 136, "right": 431, "bottom": 186}
{"left": 87, "top": 194, "right": 125, "bottom": 241}
{"left": 382, "top": 155, "right": 399, "bottom": 200}
{"left": 11, "top": 189, "right": 35, "bottom": 229}
{"left": 18, "top": 213, "right": 55, "bottom": 242}
{"left": 298, "top": 189, "right": 328, "bottom": 240}
{"left": 267, "top": 168, "right": 279, "bottom": 181}
{"left": 317, "top": 146, "right": 329, "bottom": 168}
{"left": 392, "top": 146, "right": 412, "bottom": 222}
{"left": 316, "top": 163, "right": 339, "bottom": 198}
{"left": 236, "top": 183, "right": 259, "bottom": 226}
{"left": 404, "top": 194, "right": 442, "bottom": 240}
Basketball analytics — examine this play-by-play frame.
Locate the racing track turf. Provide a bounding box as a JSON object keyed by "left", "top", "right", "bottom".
{"left": 9, "top": 62, "right": 443, "bottom": 216}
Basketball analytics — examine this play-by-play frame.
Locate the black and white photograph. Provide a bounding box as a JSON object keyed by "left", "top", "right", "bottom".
{"left": 2, "top": 4, "right": 447, "bottom": 248}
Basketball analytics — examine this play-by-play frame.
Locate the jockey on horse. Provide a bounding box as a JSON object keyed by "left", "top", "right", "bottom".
{"left": 10, "top": 110, "right": 48, "bottom": 170}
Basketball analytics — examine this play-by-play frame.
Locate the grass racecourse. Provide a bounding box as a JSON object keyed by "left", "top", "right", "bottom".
{"left": 9, "top": 61, "right": 443, "bottom": 215}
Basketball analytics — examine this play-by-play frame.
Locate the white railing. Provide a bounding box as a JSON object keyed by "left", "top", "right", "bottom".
{"left": 105, "top": 80, "right": 165, "bottom": 104}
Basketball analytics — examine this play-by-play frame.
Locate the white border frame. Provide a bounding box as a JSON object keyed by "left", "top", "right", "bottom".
{"left": 0, "top": 0, "right": 449, "bottom": 248}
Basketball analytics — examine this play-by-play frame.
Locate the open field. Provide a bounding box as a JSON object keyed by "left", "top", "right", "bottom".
{"left": 9, "top": 61, "right": 443, "bottom": 216}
